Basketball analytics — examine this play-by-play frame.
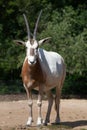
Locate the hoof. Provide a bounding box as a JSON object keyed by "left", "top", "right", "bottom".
{"left": 37, "top": 117, "right": 44, "bottom": 126}
{"left": 55, "top": 118, "right": 60, "bottom": 124}
{"left": 43, "top": 120, "right": 50, "bottom": 126}
{"left": 43, "top": 123, "right": 47, "bottom": 126}
{"left": 51, "top": 118, "right": 60, "bottom": 125}
{"left": 26, "top": 117, "right": 33, "bottom": 126}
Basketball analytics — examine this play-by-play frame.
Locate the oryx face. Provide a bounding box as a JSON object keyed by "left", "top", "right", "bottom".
{"left": 26, "top": 39, "right": 38, "bottom": 65}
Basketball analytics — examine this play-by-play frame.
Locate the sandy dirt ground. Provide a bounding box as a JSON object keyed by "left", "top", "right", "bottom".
{"left": 0, "top": 95, "right": 87, "bottom": 130}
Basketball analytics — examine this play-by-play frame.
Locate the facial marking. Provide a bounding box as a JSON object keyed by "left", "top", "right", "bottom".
{"left": 25, "top": 39, "right": 39, "bottom": 65}
{"left": 30, "top": 48, "right": 34, "bottom": 56}
{"left": 26, "top": 39, "right": 38, "bottom": 64}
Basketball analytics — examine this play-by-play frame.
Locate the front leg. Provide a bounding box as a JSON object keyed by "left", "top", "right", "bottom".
{"left": 27, "top": 99, "right": 33, "bottom": 126}
{"left": 37, "top": 86, "right": 43, "bottom": 126}
{"left": 25, "top": 86, "right": 33, "bottom": 126}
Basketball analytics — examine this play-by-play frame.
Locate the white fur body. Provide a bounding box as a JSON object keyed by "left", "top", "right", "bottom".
{"left": 33, "top": 48, "right": 65, "bottom": 92}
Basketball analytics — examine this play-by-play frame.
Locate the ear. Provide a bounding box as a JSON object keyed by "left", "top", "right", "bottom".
{"left": 13, "top": 40, "right": 25, "bottom": 46}
{"left": 38, "top": 37, "right": 51, "bottom": 45}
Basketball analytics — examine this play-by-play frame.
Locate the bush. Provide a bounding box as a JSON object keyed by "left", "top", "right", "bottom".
{"left": 62, "top": 73, "right": 87, "bottom": 98}
{"left": 0, "top": 80, "right": 25, "bottom": 94}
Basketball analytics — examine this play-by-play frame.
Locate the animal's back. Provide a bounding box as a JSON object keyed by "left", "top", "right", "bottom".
{"left": 38, "top": 48, "right": 65, "bottom": 89}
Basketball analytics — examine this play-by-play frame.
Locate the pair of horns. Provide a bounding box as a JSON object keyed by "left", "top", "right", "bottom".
{"left": 23, "top": 10, "right": 42, "bottom": 40}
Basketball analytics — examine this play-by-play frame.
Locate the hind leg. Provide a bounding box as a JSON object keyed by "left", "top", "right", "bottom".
{"left": 55, "top": 83, "right": 62, "bottom": 124}
{"left": 55, "top": 69, "right": 66, "bottom": 124}
{"left": 44, "top": 91, "right": 53, "bottom": 125}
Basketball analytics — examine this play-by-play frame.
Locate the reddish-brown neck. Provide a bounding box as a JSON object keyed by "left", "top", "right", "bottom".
{"left": 21, "top": 58, "right": 45, "bottom": 84}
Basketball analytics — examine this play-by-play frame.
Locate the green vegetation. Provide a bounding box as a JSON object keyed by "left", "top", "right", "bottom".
{"left": 0, "top": 0, "right": 87, "bottom": 97}
{"left": 47, "top": 125, "right": 72, "bottom": 130}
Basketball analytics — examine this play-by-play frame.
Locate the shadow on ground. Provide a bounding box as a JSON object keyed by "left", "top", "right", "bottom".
{"left": 61, "top": 120, "right": 87, "bottom": 128}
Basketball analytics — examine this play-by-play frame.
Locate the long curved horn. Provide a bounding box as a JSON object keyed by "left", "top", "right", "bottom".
{"left": 33, "top": 10, "right": 42, "bottom": 39}
{"left": 23, "top": 14, "right": 30, "bottom": 40}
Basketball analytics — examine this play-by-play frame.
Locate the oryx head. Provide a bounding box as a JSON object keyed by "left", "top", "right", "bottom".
{"left": 14, "top": 11, "right": 51, "bottom": 65}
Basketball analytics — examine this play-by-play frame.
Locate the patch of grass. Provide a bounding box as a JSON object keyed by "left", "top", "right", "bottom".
{"left": 13, "top": 125, "right": 72, "bottom": 130}
{"left": 1, "top": 126, "right": 86, "bottom": 130}
{"left": 11, "top": 128, "right": 15, "bottom": 130}
{"left": 47, "top": 125, "right": 72, "bottom": 130}
{"left": 80, "top": 128, "right": 87, "bottom": 130}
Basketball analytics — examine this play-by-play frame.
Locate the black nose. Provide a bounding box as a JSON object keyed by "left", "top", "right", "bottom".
{"left": 30, "top": 61, "right": 35, "bottom": 64}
